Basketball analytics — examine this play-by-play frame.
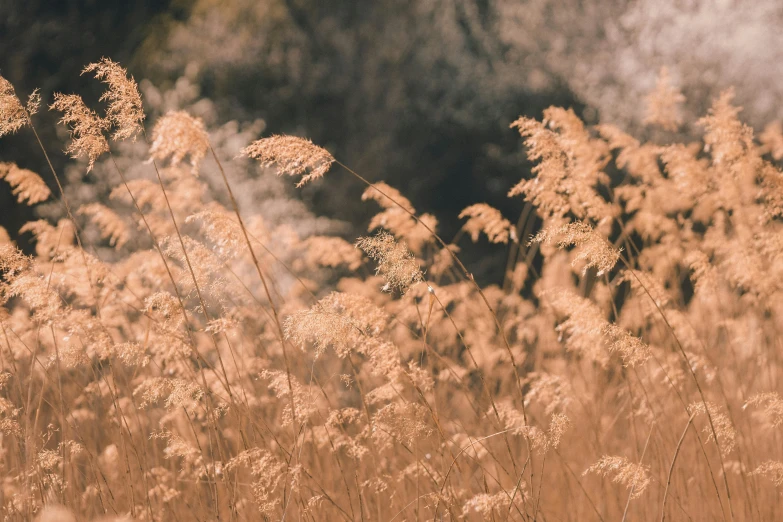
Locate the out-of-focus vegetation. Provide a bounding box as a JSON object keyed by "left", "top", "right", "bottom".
{"left": 3, "top": 55, "right": 783, "bottom": 520}
{"left": 4, "top": 0, "right": 783, "bottom": 274}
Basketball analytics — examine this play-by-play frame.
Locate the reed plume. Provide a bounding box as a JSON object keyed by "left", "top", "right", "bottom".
{"left": 0, "top": 162, "right": 51, "bottom": 205}
{"left": 50, "top": 93, "right": 110, "bottom": 171}
{"left": 242, "top": 135, "right": 334, "bottom": 187}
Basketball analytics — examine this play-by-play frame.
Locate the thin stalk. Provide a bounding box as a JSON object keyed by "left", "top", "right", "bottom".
{"left": 208, "top": 145, "right": 299, "bottom": 439}
{"left": 107, "top": 153, "right": 223, "bottom": 512}
{"left": 660, "top": 414, "right": 695, "bottom": 522}
{"left": 620, "top": 257, "right": 733, "bottom": 520}
{"left": 335, "top": 161, "right": 527, "bottom": 407}
{"left": 621, "top": 422, "right": 654, "bottom": 522}
{"left": 532, "top": 453, "right": 547, "bottom": 522}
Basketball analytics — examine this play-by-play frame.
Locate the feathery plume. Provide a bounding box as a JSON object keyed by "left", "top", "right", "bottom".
{"left": 532, "top": 222, "right": 620, "bottom": 276}
{"left": 225, "top": 449, "right": 286, "bottom": 515}
{"left": 759, "top": 121, "right": 783, "bottom": 160}
{"left": 660, "top": 142, "right": 712, "bottom": 194}
{"left": 302, "top": 236, "right": 363, "bottom": 270}
{"left": 496, "top": 400, "right": 537, "bottom": 436}
{"left": 698, "top": 89, "right": 754, "bottom": 166}
{"left": 508, "top": 116, "right": 569, "bottom": 215}
{"left": 514, "top": 411, "right": 571, "bottom": 454}
{"left": 19, "top": 219, "right": 75, "bottom": 259}
{"left": 373, "top": 402, "right": 432, "bottom": 447}
{"left": 0, "top": 243, "right": 28, "bottom": 278}
{"left": 144, "top": 292, "right": 184, "bottom": 332}
{"left": 510, "top": 109, "right": 614, "bottom": 221}
{"left": 162, "top": 235, "right": 225, "bottom": 295}
{"left": 0, "top": 162, "right": 51, "bottom": 205}
{"left": 112, "top": 342, "right": 149, "bottom": 367}
{"left": 602, "top": 323, "right": 651, "bottom": 368}
{"left": 685, "top": 250, "right": 720, "bottom": 295}
{"left": 150, "top": 430, "right": 201, "bottom": 463}
{"left": 643, "top": 67, "right": 685, "bottom": 131}
{"left": 621, "top": 269, "right": 673, "bottom": 310}
{"left": 362, "top": 181, "right": 436, "bottom": 253}
{"left": 50, "top": 93, "right": 110, "bottom": 171}
{"left": 688, "top": 402, "right": 736, "bottom": 456}
{"left": 546, "top": 290, "right": 610, "bottom": 365}
{"left": 135, "top": 377, "right": 203, "bottom": 410}
{"left": 546, "top": 412, "right": 570, "bottom": 450}
{"left": 750, "top": 461, "right": 783, "bottom": 488}
{"left": 0, "top": 77, "right": 29, "bottom": 137}
{"left": 361, "top": 181, "right": 415, "bottom": 212}
{"left": 744, "top": 392, "right": 783, "bottom": 428}
{"left": 149, "top": 111, "right": 209, "bottom": 174}
{"left": 82, "top": 58, "right": 144, "bottom": 141}
{"left": 356, "top": 232, "right": 423, "bottom": 293}
{"left": 242, "top": 135, "right": 334, "bottom": 187}
{"left": 3, "top": 270, "right": 62, "bottom": 323}
{"left": 429, "top": 244, "right": 459, "bottom": 277}
{"left": 261, "top": 370, "right": 319, "bottom": 426}
{"left": 186, "top": 204, "right": 252, "bottom": 258}
{"left": 584, "top": 456, "right": 651, "bottom": 499}
{"left": 0, "top": 418, "right": 21, "bottom": 437}
{"left": 285, "top": 292, "right": 387, "bottom": 358}
{"left": 544, "top": 106, "right": 610, "bottom": 178}
{"left": 524, "top": 372, "right": 574, "bottom": 416}
{"left": 598, "top": 124, "right": 663, "bottom": 183}
{"left": 459, "top": 203, "right": 516, "bottom": 244}
{"left": 25, "top": 89, "right": 41, "bottom": 116}
{"left": 110, "top": 178, "right": 165, "bottom": 210}
{"left": 367, "top": 209, "right": 437, "bottom": 255}
{"left": 462, "top": 492, "right": 522, "bottom": 521}
{"left": 759, "top": 162, "right": 783, "bottom": 218}
{"left": 508, "top": 107, "right": 617, "bottom": 221}
{"left": 546, "top": 289, "right": 650, "bottom": 367}
{"left": 78, "top": 203, "right": 130, "bottom": 248}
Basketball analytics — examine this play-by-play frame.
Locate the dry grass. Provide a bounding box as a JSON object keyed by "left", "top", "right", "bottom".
{"left": 0, "top": 63, "right": 782, "bottom": 522}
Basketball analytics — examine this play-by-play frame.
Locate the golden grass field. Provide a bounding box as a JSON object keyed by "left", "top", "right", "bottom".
{"left": 1, "top": 61, "right": 783, "bottom": 521}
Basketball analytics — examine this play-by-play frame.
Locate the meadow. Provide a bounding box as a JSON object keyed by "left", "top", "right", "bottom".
{"left": 1, "top": 60, "right": 782, "bottom": 521}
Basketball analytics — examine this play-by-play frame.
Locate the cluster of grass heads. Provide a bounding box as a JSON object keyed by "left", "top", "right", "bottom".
{"left": 1, "top": 62, "right": 782, "bottom": 522}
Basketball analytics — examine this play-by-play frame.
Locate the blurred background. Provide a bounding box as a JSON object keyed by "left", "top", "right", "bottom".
{"left": 1, "top": 0, "right": 780, "bottom": 280}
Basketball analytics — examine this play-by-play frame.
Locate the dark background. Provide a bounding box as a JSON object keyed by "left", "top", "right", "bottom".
{"left": 0, "top": 0, "right": 588, "bottom": 280}
{"left": 0, "top": 0, "right": 185, "bottom": 241}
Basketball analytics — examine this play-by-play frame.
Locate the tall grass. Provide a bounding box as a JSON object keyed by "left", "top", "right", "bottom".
{"left": 0, "top": 62, "right": 782, "bottom": 522}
